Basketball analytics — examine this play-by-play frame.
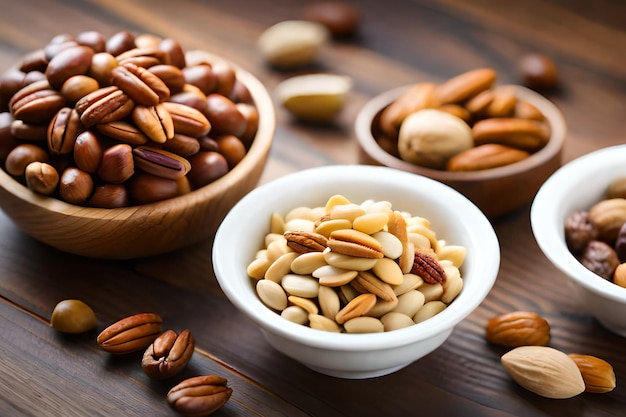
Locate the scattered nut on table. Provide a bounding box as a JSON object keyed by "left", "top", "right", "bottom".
{"left": 142, "top": 329, "right": 195, "bottom": 379}
{"left": 257, "top": 20, "right": 330, "bottom": 69}
{"left": 50, "top": 299, "right": 97, "bottom": 334}
{"left": 302, "top": 1, "right": 361, "bottom": 37}
{"left": 485, "top": 311, "right": 550, "bottom": 348}
{"left": 97, "top": 312, "right": 163, "bottom": 354}
{"left": 568, "top": 353, "right": 616, "bottom": 393}
{"left": 167, "top": 375, "right": 233, "bottom": 417}
{"left": 275, "top": 73, "right": 352, "bottom": 122}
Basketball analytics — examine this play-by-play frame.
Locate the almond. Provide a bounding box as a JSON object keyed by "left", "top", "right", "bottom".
{"left": 485, "top": 311, "right": 550, "bottom": 347}
{"left": 501, "top": 346, "right": 585, "bottom": 399}
{"left": 568, "top": 354, "right": 616, "bottom": 393}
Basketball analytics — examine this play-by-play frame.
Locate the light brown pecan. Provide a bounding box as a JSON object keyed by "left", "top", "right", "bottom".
{"left": 411, "top": 251, "right": 447, "bottom": 285}
{"left": 327, "top": 229, "right": 384, "bottom": 259}
{"left": 350, "top": 271, "right": 397, "bottom": 302}
{"left": 97, "top": 312, "right": 163, "bottom": 354}
{"left": 284, "top": 231, "right": 328, "bottom": 253}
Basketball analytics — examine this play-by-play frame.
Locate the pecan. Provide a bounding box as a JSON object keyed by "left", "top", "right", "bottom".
{"left": 167, "top": 375, "right": 233, "bottom": 416}
{"left": 110, "top": 62, "right": 170, "bottom": 106}
{"left": 9, "top": 79, "right": 67, "bottom": 124}
{"left": 75, "top": 86, "right": 134, "bottom": 127}
{"left": 131, "top": 103, "right": 174, "bottom": 143}
{"left": 47, "top": 107, "right": 83, "bottom": 155}
{"left": 161, "top": 101, "right": 211, "bottom": 137}
{"left": 284, "top": 230, "right": 328, "bottom": 253}
{"left": 588, "top": 198, "right": 626, "bottom": 243}
{"left": 97, "top": 312, "right": 163, "bottom": 354}
{"left": 132, "top": 146, "right": 191, "bottom": 180}
{"left": 411, "top": 251, "right": 447, "bottom": 284}
{"left": 142, "top": 329, "right": 195, "bottom": 380}
{"left": 335, "top": 293, "right": 376, "bottom": 324}
{"left": 434, "top": 68, "right": 497, "bottom": 104}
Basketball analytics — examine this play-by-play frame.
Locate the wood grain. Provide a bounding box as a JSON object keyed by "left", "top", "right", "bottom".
{"left": 1, "top": 0, "right": 625, "bottom": 416}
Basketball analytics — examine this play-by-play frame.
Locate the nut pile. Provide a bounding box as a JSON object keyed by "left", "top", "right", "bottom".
{"left": 247, "top": 194, "right": 467, "bottom": 333}
{"left": 485, "top": 311, "right": 616, "bottom": 398}
{"left": 50, "top": 300, "right": 232, "bottom": 416}
{"left": 564, "top": 176, "right": 626, "bottom": 288}
{"left": 0, "top": 31, "right": 259, "bottom": 207}
{"left": 374, "top": 68, "right": 552, "bottom": 171}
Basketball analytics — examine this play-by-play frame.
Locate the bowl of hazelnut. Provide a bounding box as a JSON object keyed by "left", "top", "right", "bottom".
{"left": 355, "top": 68, "right": 566, "bottom": 218}
{"left": 212, "top": 164, "right": 500, "bottom": 378}
{"left": 531, "top": 145, "right": 626, "bottom": 336}
{"left": 0, "top": 31, "right": 275, "bottom": 259}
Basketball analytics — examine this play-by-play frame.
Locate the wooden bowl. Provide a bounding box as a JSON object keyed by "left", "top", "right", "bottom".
{"left": 0, "top": 52, "right": 275, "bottom": 259}
{"left": 355, "top": 85, "right": 566, "bottom": 218}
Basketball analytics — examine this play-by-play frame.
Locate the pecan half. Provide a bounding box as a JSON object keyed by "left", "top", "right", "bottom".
{"left": 284, "top": 231, "right": 328, "bottom": 253}
{"left": 411, "top": 251, "right": 447, "bottom": 284}
{"left": 97, "top": 312, "right": 163, "bottom": 354}
{"left": 327, "top": 229, "right": 384, "bottom": 258}
{"left": 167, "top": 375, "right": 233, "bottom": 416}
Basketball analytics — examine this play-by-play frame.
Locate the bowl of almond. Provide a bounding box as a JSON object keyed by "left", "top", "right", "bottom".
{"left": 0, "top": 31, "right": 275, "bottom": 258}
{"left": 355, "top": 68, "right": 566, "bottom": 218}
{"left": 531, "top": 145, "right": 626, "bottom": 336}
{"left": 213, "top": 164, "right": 500, "bottom": 379}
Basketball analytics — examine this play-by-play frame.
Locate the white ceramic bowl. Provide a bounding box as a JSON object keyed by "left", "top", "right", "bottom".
{"left": 531, "top": 145, "right": 626, "bottom": 336}
{"left": 213, "top": 165, "right": 500, "bottom": 378}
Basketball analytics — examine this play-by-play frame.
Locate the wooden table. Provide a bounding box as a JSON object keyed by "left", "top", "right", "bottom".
{"left": 1, "top": 0, "right": 625, "bottom": 415}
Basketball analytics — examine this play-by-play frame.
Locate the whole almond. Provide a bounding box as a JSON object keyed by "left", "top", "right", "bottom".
{"left": 568, "top": 354, "right": 616, "bottom": 393}
{"left": 485, "top": 311, "right": 550, "bottom": 347}
{"left": 501, "top": 346, "right": 585, "bottom": 399}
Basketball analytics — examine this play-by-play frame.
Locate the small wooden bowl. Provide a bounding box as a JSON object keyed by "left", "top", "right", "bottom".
{"left": 0, "top": 52, "right": 275, "bottom": 259}
{"left": 355, "top": 85, "right": 566, "bottom": 218}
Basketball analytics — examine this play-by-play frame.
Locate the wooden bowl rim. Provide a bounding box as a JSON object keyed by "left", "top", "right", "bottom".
{"left": 0, "top": 51, "right": 276, "bottom": 220}
{"left": 355, "top": 84, "right": 566, "bottom": 182}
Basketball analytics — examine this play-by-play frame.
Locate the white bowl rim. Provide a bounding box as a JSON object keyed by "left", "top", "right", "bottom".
{"left": 355, "top": 84, "right": 566, "bottom": 182}
{"left": 531, "top": 145, "right": 626, "bottom": 302}
{"left": 213, "top": 164, "right": 500, "bottom": 351}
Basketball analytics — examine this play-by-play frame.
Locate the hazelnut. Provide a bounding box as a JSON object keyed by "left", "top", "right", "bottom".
{"left": 50, "top": 299, "right": 97, "bottom": 334}
{"left": 24, "top": 161, "right": 59, "bottom": 195}
{"left": 580, "top": 240, "right": 620, "bottom": 280}
{"left": 518, "top": 53, "right": 559, "bottom": 90}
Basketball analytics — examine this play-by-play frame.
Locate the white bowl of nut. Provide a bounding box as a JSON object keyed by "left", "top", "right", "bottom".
{"left": 213, "top": 164, "right": 499, "bottom": 378}
{"left": 531, "top": 145, "right": 626, "bottom": 336}
{"left": 355, "top": 68, "right": 566, "bottom": 218}
{"left": 0, "top": 31, "right": 274, "bottom": 258}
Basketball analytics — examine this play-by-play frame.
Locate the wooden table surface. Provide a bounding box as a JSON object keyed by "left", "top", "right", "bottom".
{"left": 1, "top": 0, "right": 625, "bottom": 416}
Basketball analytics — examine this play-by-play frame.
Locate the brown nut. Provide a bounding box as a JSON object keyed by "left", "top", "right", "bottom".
{"left": 142, "top": 329, "right": 195, "bottom": 380}
{"left": 472, "top": 117, "right": 551, "bottom": 152}
{"left": 45, "top": 45, "right": 95, "bottom": 90}
{"left": 105, "top": 30, "right": 136, "bottom": 56}
{"left": 98, "top": 143, "right": 134, "bottom": 184}
{"left": 302, "top": 1, "right": 361, "bottom": 37}
{"left": 133, "top": 146, "right": 191, "bottom": 180}
{"left": 95, "top": 120, "right": 149, "bottom": 145}
{"left": 9, "top": 79, "right": 67, "bottom": 124}
{"left": 127, "top": 171, "right": 183, "bottom": 205}
{"left": 59, "top": 167, "right": 94, "bottom": 205}
{"left": 148, "top": 64, "right": 186, "bottom": 94}
{"left": 204, "top": 93, "right": 245, "bottom": 137}
{"left": 75, "top": 86, "right": 134, "bottom": 128}
{"left": 50, "top": 299, "right": 97, "bottom": 334}
{"left": 613, "top": 263, "right": 626, "bottom": 288}
{"left": 485, "top": 311, "right": 550, "bottom": 347}
{"left": 59, "top": 74, "right": 100, "bottom": 103}
{"left": 580, "top": 240, "right": 620, "bottom": 280}
{"left": 167, "top": 375, "right": 233, "bottom": 417}
{"left": 588, "top": 198, "right": 626, "bottom": 243}
{"left": 132, "top": 103, "right": 174, "bottom": 144}
{"left": 568, "top": 354, "right": 616, "bottom": 393}
{"left": 47, "top": 107, "right": 83, "bottom": 155}
{"left": 187, "top": 151, "right": 229, "bottom": 189}
{"left": 216, "top": 134, "right": 246, "bottom": 169}
{"left": 564, "top": 211, "right": 598, "bottom": 254}
{"left": 435, "top": 68, "right": 497, "bottom": 104}
{"left": 162, "top": 101, "right": 211, "bottom": 137}
{"left": 411, "top": 250, "right": 446, "bottom": 285}
{"left": 446, "top": 144, "right": 530, "bottom": 171}
{"left": 284, "top": 231, "right": 328, "bottom": 253}
{"left": 379, "top": 82, "right": 438, "bottom": 139}
{"left": 5, "top": 143, "right": 49, "bottom": 176}
{"left": 110, "top": 62, "right": 170, "bottom": 106}
{"left": 89, "top": 183, "right": 129, "bottom": 208}
{"left": 73, "top": 131, "right": 103, "bottom": 173}
{"left": 162, "top": 133, "right": 201, "bottom": 158}
{"left": 158, "top": 38, "right": 186, "bottom": 69}
{"left": 10, "top": 119, "right": 48, "bottom": 142}
{"left": 519, "top": 53, "right": 559, "bottom": 90}
{"left": 97, "top": 312, "right": 163, "bottom": 354}
{"left": 89, "top": 52, "right": 119, "bottom": 86}
{"left": 25, "top": 161, "right": 59, "bottom": 195}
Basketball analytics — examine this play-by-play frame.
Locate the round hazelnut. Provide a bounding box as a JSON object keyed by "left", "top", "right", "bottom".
{"left": 50, "top": 299, "right": 97, "bottom": 334}
{"left": 188, "top": 151, "right": 229, "bottom": 189}
{"left": 25, "top": 161, "right": 59, "bottom": 195}
{"left": 518, "top": 53, "right": 559, "bottom": 90}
